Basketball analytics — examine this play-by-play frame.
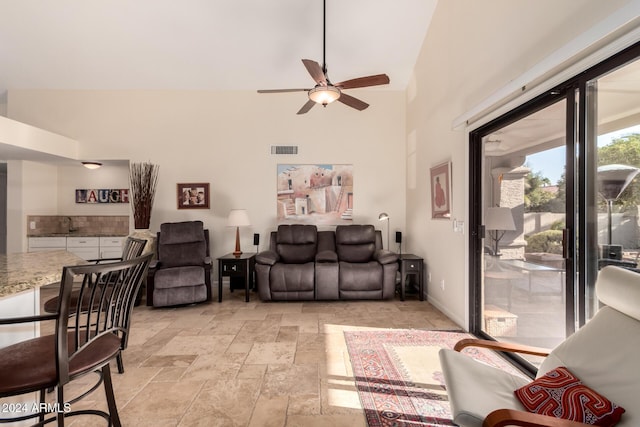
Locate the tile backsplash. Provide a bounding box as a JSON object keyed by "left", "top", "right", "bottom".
{"left": 27, "top": 215, "right": 129, "bottom": 236}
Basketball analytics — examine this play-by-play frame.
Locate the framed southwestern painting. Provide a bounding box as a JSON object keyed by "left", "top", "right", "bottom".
{"left": 276, "top": 164, "right": 353, "bottom": 225}
{"left": 430, "top": 162, "right": 451, "bottom": 219}
{"left": 177, "top": 183, "right": 210, "bottom": 209}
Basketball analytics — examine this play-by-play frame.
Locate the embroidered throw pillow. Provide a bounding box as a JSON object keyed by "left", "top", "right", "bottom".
{"left": 514, "top": 366, "right": 625, "bottom": 427}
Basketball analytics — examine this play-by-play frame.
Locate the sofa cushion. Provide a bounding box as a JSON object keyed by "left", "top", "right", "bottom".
{"left": 154, "top": 266, "right": 205, "bottom": 289}
{"left": 160, "top": 240, "right": 206, "bottom": 267}
{"left": 160, "top": 221, "right": 205, "bottom": 245}
{"left": 158, "top": 221, "right": 207, "bottom": 267}
{"left": 439, "top": 348, "right": 530, "bottom": 426}
{"left": 270, "top": 263, "right": 315, "bottom": 293}
{"left": 153, "top": 284, "right": 207, "bottom": 307}
{"left": 316, "top": 250, "right": 338, "bottom": 263}
{"left": 276, "top": 225, "right": 318, "bottom": 264}
{"left": 335, "top": 225, "right": 376, "bottom": 263}
{"left": 514, "top": 366, "right": 625, "bottom": 426}
{"left": 339, "top": 261, "right": 382, "bottom": 291}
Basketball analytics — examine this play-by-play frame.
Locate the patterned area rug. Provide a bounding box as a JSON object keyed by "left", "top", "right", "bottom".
{"left": 344, "top": 329, "right": 521, "bottom": 426}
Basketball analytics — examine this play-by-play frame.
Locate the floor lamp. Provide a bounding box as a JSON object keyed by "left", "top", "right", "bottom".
{"left": 378, "top": 212, "right": 390, "bottom": 250}
{"left": 484, "top": 207, "right": 515, "bottom": 256}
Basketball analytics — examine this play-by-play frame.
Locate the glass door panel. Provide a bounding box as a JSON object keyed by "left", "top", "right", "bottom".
{"left": 481, "top": 100, "right": 569, "bottom": 361}
{"left": 591, "top": 57, "right": 640, "bottom": 319}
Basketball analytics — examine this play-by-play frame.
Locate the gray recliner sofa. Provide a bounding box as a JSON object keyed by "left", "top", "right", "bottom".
{"left": 256, "top": 224, "right": 398, "bottom": 301}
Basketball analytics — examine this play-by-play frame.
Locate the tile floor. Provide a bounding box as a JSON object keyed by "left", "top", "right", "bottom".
{"left": 35, "top": 284, "right": 459, "bottom": 426}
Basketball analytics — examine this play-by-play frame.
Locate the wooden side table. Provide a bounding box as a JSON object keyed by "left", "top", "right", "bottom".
{"left": 397, "top": 254, "right": 424, "bottom": 301}
{"left": 217, "top": 252, "right": 256, "bottom": 302}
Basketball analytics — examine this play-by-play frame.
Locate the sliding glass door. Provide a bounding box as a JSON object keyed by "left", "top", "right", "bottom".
{"left": 469, "top": 42, "right": 640, "bottom": 371}
{"left": 478, "top": 98, "right": 572, "bottom": 364}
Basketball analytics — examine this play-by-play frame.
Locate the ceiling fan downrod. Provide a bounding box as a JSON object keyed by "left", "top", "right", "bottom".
{"left": 256, "top": 0, "right": 390, "bottom": 114}
{"left": 322, "top": 0, "right": 327, "bottom": 76}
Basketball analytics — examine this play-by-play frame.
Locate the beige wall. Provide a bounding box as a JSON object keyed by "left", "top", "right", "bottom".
{"left": 7, "top": 89, "right": 406, "bottom": 258}
{"left": 57, "top": 163, "right": 131, "bottom": 216}
{"left": 7, "top": 161, "right": 59, "bottom": 252}
{"left": 407, "top": 0, "right": 633, "bottom": 326}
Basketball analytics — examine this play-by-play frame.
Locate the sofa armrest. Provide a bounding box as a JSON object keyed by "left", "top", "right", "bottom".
{"left": 316, "top": 250, "right": 338, "bottom": 263}
{"left": 483, "top": 408, "right": 590, "bottom": 427}
{"left": 374, "top": 249, "right": 398, "bottom": 265}
{"left": 256, "top": 250, "right": 279, "bottom": 266}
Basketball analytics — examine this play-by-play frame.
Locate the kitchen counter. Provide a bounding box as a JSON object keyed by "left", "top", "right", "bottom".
{"left": 27, "top": 232, "right": 129, "bottom": 237}
{"left": 0, "top": 250, "right": 86, "bottom": 298}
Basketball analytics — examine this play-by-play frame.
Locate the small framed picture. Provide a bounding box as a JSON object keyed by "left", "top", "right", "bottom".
{"left": 430, "top": 162, "right": 451, "bottom": 219}
{"left": 177, "top": 183, "right": 210, "bottom": 209}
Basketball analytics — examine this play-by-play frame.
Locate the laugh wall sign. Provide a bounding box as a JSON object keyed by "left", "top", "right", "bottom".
{"left": 75, "top": 189, "right": 129, "bottom": 204}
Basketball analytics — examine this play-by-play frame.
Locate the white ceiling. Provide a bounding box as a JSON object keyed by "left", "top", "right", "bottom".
{"left": 0, "top": 0, "right": 437, "bottom": 94}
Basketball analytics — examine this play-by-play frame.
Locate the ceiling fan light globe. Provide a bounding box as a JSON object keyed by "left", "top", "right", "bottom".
{"left": 82, "top": 161, "right": 102, "bottom": 169}
{"left": 308, "top": 86, "right": 341, "bottom": 105}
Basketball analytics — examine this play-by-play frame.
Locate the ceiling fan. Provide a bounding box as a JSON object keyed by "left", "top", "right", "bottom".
{"left": 257, "top": 0, "right": 390, "bottom": 115}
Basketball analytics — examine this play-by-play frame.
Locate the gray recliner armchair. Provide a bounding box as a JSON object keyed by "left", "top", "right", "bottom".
{"left": 147, "top": 221, "right": 212, "bottom": 307}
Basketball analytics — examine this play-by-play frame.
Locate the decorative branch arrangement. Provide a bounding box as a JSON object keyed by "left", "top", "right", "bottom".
{"left": 129, "top": 162, "right": 159, "bottom": 229}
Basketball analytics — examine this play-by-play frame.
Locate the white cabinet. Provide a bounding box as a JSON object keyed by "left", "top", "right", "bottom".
{"left": 28, "top": 236, "right": 126, "bottom": 260}
{"left": 28, "top": 236, "right": 67, "bottom": 252}
{"left": 0, "top": 288, "right": 40, "bottom": 348}
{"left": 66, "top": 237, "right": 100, "bottom": 260}
{"left": 99, "top": 236, "right": 124, "bottom": 259}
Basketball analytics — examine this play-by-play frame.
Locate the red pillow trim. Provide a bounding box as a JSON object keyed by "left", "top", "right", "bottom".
{"left": 514, "top": 366, "right": 625, "bottom": 427}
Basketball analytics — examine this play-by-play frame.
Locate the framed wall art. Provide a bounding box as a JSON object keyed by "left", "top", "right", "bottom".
{"left": 430, "top": 162, "right": 451, "bottom": 219}
{"left": 276, "top": 164, "right": 353, "bottom": 225}
{"left": 177, "top": 183, "right": 210, "bottom": 209}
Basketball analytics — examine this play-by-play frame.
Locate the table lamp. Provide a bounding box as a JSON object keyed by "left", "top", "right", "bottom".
{"left": 485, "top": 207, "right": 515, "bottom": 256}
{"left": 227, "top": 209, "right": 251, "bottom": 256}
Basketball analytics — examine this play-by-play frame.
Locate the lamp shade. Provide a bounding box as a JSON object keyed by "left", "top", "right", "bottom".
{"left": 378, "top": 212, "right": 389, "bottom": 221}
{"left": 227, "top": 209, "right": 251, "bottom": 227}
{"left": 597, "top": 164, "right": 640, "bottom": 201}
{"left": 485, "top": 207, "right": 515, "bottom": 231}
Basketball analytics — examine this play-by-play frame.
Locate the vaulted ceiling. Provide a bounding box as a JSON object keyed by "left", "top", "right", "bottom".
{"left": 0, "top": 0, "right": 437, "bottom": 95}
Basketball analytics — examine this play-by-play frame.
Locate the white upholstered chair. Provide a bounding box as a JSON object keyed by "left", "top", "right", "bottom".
{"left": 439, "top": 266, "right": 640, "bottom": 426}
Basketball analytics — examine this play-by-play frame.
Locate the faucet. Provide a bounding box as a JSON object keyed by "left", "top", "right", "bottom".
{"left": 66, "top": 216, "right": 77, "bottom": 233}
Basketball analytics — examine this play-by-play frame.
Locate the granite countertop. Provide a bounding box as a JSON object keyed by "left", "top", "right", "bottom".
{"left": 28, "top": 233, "right": 129, "bottom": 237}
{"left": 0, "top": 250, "right": 86, "bottom": 298}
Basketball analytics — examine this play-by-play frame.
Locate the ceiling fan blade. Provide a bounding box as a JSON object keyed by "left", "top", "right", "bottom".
{"left": 337, "top": 93, "right": 369, "bottom": 111}
{"left": 297, "top": 99, "right": 316, "bottom": 115}
{"left": 335, "top": 74, "right": 390, "bottom": 90}
{"left": 302, "top": 59, "right": 327, "bottom": 85}
{"left": 257, "top": 89, "right": 309, "bottom": 93}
